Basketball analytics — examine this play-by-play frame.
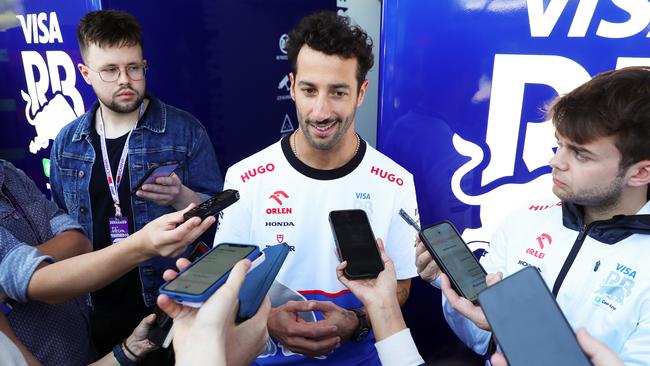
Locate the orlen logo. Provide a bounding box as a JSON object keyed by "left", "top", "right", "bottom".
{"left": 17, "top": 12, "right": 84, "bottom": 154}
{"left": 449, "top": 2, "right": 650, "bottom": 245}
{"left": 370, "top": 166, "right": 403, "bottom": 186}
{"left": 266, "top": 190, "right": 292, "bottom": 215}
{"left": 526, "top": 233, "right": 552, "bottom": 259}
{"left": 241, "top": 163, "right": 275, "bottom": 183}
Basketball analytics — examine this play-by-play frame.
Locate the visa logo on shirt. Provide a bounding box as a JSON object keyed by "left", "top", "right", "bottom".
{"left": 355, "top": 192, "right": 371, "bottom": 200}
{"left": 616, "top": 263, "right": 637, "bottom": 279}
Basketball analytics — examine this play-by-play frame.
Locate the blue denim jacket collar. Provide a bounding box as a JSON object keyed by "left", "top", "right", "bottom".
{"left": 71, "top": 94, "right": 166, "bottom": 142}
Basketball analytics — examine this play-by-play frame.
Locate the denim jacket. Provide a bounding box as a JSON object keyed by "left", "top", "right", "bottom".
{"left": 49, "top": 95, "right": 222, "bottom": 306}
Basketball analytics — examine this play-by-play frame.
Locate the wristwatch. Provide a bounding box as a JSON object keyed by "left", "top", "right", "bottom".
{"left": 351, "top": 308, "right": 371, "bottom": 342}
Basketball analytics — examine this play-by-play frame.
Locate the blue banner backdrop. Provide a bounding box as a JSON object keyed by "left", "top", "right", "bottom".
{"left": 378, "top": 0, "right": 650, "bottom": 362}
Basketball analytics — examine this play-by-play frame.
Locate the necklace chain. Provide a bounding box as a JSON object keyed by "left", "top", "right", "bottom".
{"left": 291, "top": 131, "right": 360, "bottom": 160}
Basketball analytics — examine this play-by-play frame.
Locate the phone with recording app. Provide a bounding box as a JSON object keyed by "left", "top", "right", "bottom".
{"left": 329, "top": 209, "right": 383, "bottom": 279}
{"left": 158, "top": 243, "right": 260, "bottom": 306}
{"left": 419, "top": 220, "right": 487, "bottom": 303}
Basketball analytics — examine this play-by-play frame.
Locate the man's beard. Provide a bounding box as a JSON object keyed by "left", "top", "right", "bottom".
{"left": 299, "top": 115, "right": 353, "bottom": 151}
{"left": 555, "top": 175, "right": 624, "bottom": 210}
{"left": 99, "top": 87, "right": 144, "bottom": 114}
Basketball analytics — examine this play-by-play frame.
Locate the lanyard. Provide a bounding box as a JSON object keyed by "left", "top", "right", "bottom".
{"left": 97, "top": 103, "right": 145, "bottom": 217}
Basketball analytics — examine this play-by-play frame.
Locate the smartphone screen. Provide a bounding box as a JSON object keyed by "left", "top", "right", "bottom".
{"left": 329, "top": 209, "right": 383, "bottom": 279}
{"left": 143, "top": 163, "right": 179, "bottom": 185}
{"left": 132, "top": 163, "right": 179, "bottom": 194}
{"left": 420, "top": 221, "right": 486, "bottom": 302}
{"left": 478, "top": 267, "right": 592, "bottom": 366}
{"left": 161, "top": 244, "right": 256, "bottom": 295}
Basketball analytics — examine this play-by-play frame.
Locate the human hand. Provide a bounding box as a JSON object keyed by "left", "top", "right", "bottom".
{"left": 267, "top": 301, "right": 340, "bottom": 357}
{"left": 136, "top": 173, "right": 199, "bottom": 209}
{"left": 123, "top": 313, "right": 158, "bottom": 361}
{"left": 336, "top": 239, "right": 398, "bottom": 311}
{"left": 490, "top": 328, "right": 623, "bottom": 366}
{"left": 134, "top": 204, "right": 215, "bottom": 258}
{"left": 336, "top": 239, "right": 406, "bottom": 342}
{"left": 440, "top": 272, "right": 502, "bottom": 331}
{"left": 158, "top": 258, "right": 258, "bottom": 366}
{"left": 225, "top": 297, "right": 271, "bottom": 366}
{"left": 415, "top": 238, "right": 440, "bottom": 283}
{"left": 310, "top": 301, "right": 358, "bottom": 343}
{"left": 576, "top": 328, "right": 624, "bottom": 366}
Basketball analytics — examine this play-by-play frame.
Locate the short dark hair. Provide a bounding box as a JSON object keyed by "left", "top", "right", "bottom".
{"left": 286, "top": 11, "right": 374, "bottom": 90}
{"left": 548, "top": 66, "right": 650, "bottom": 173}
{"left": 77, "top": 10, "right": 143, "bottom": 62}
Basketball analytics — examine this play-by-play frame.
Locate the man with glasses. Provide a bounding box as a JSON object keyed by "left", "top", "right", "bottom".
{"left": 49, "top": 9, "right": 221, "bottom": 361}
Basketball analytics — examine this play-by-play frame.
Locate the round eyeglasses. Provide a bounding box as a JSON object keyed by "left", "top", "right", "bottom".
{"left": 86, "top": 63, "right": 147, "bottom": 82}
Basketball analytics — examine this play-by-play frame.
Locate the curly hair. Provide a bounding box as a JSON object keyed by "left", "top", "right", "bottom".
{"left": 287, "top": 11, "right": 374, "bottom": 91}
{"left": 77, "top": 10, "right": 142, "bottom": 62}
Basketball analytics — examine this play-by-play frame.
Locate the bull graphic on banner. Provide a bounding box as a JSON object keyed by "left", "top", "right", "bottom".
{"left": 16, "top": 12, "right": 84, "bottom": 153}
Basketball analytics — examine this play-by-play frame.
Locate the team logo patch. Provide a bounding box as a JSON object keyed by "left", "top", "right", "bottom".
{"left": 266, "top": 190, "right": 292, "bottom": 215}
{"left": 241, "top": 163, "right": 275, "bottom": 183}
{"left": 593, "top": 263, "right": 637, "bottom": 310}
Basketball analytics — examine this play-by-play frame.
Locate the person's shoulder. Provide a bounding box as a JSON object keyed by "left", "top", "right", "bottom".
{"left": 501, "top": 199, "right": 563, "bottom": 226}
{"left": 227, "top": 141, "right": 282, "bottom": 173}
{"left": 156, "top": 98, "right": 204, "bottom": 130}
{"left": 55, "top": 108, "right": 92, "bottom": 141}
{"left": 363, "top": 143, "right": 413, "bottom": 178}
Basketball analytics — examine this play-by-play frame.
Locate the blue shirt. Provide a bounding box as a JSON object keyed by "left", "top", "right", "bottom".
{"left": 49, "top": 95, "right": 223, "bottom": 306}
{"left": 0, "top": 160, "right": 94, "bottom": 365}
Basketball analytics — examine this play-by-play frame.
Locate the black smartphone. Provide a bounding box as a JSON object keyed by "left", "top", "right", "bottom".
{"left": 478, "top": 267, "right": 592, "bottom": 366}
{"left": 183, "top": 189, "right": 240, "bottom": 222}
{"left": 131, "top": 162, "right": 180, "bottom": 195}
{"left": 147, "top": 241, "right": 210, "bottom": 348}
{"left": 419, "top": 221, "right": 487, "bottom": 303}
{"left": 329, "top": 209, "right": 384, "bottom": 279}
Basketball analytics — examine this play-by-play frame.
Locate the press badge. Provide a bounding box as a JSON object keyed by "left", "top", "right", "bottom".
{"left": 109, "top": 216, "right": 129, "bottom": 243}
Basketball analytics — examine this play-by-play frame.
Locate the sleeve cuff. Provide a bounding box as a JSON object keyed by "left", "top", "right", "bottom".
{"left": 375, "top": 328, "right": 424, "bottom": 366}
{"left": 0, "top": 245, "right": 52, "bottom": 302}
{"left": 50, "top": 213, "right": 86, "bottom": 237}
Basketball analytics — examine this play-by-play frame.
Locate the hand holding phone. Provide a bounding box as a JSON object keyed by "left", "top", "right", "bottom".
{"left": 479, "top": 267, "right": 592, "bottom": 366}
{"left": 183, "top": 189, "right": 240, "bottom": 222}
{"left": 419, "top": 221, "right": 486, "bottom": 303}
{"left": 329, "top": 209, "right": 384, "bottom": 279}
{"left": 159, "top": 243, "right": 260, "bottom": 306}
{"left": 131, "top": 162, "right": 180, "bottom": 195}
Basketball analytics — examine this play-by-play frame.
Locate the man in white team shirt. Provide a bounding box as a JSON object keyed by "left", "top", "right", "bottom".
{"left": 213, "top": 11, "right": 418, "bottom": 365}
{"left": 416, "top": 67, "right": 650, "bottom": 365}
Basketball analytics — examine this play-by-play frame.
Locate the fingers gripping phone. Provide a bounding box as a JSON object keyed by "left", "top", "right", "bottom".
{"left": 158, "top": 243, "right": 260, "bottom": 306}
{"left": 329, "top": 209, "right": 384, "bottom": 279}
{"left": 147, "top": 241, "right": 210, "bottom": 348}
{"left": 478, "top": 267, "right": 592, "bottom": 366}
{"left": 183, "top": 189, "right": 240, "bottom": 222}
{"left": 419, "top": 221, "right": 487, "bottom": 303}
{"left": 131, "top": 162, "right": 180, "bottom": 195}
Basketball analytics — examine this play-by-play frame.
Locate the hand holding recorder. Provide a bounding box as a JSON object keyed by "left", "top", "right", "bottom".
{"left": 131, "top": 203, "right": 217, "bottom": 258}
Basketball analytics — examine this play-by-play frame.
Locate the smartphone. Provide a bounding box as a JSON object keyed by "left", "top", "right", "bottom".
{"left": 131, "top": 162, "right": 180, "bottom": 195}
{"left": 419, "top": 221, "right": 486, "bottom": 303}
{"left": 236, "top": 243, "right": 289, "bottom": 322}
{"left": 158, "top": 243, "right": 260, "bottom": 305}
{"left": 478, "top": 267, "right": 592, "bottom": 366}
{"left": 329, "top": 209, "right": 384, "bottom": 279}
{"left": 147, "top": 241, "right": 210, "bottom": 347}
{"left": 183, "top": 189, "right": 240, "bottom": 222}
